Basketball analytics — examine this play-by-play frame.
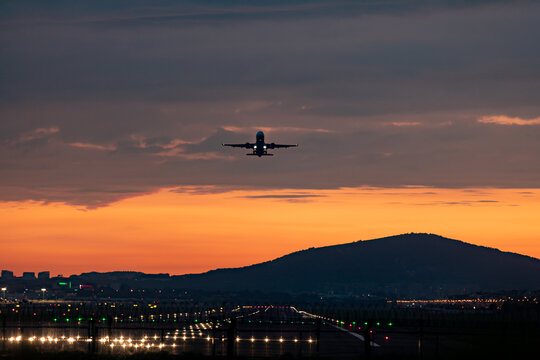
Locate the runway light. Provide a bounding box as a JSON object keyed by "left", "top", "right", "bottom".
{"left": 385, "top": 336, "right": 389, "bottom": 340}
{"left": 265, "top": 337, "right": 269, "bottom": 343}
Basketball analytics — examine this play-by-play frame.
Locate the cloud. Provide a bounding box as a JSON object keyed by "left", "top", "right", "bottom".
{"left": 170, "top": 185, "right": 247, "bottom": 195}
{"left": 155, "top": 147, "right": 234, "bottom": 160}
{"left": 240, "top": 193, "right": 327, "bottom": 203}
{"left": 130, "top": 135, "right": 208, "bottom": 149}
{"left": 416, "top": 199, "right": 500, "bottom": 206}
{"left": 222, "top": 126, "right": 333, "bottom": 134}
{"left": 241, "top": 194, "right": 326, "bottom": 200}
{"left": 1, "top": 1, "right": 540, "bottom": 207}
{"left": 478, "top": 115, "right": 540, "bottom": 125}
{"left": 176, "top": 152, "right": 235, "bottom": 161}
{"left": 68, "top": 142, "right": 116, "bottom": 151}
{"left": 15, "top": 127, "right": 59, "bottom": 143}
{"left": 389, "top": 122, "right": 422, "bottom": 127}
{"left": 0, "top": 184, "right": 156, "bottom": 209}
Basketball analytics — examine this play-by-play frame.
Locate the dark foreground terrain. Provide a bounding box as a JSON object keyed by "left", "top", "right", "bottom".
{"left": 5, "top": 234, "right": 540, "bottom": 301}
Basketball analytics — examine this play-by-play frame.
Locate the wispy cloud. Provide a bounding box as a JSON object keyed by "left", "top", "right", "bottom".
{"left": 16, "top": 127, "right": 59, "bottom": 143}
{"left": 222, "top": 126, "right": 333, "bottom": 134}
{"left": 155, "top": 147, "right": 234, "bottom": 160}
{"left": 68, "top": 142, "right": 116, "bottom": 151}
{"left": 170, "top": 185, "right": 246, "bottom": 195}
{"left": 388, "top": 122, "right": 422, "bottom": 127}
{"left": 130, "top": 135, "right": 207, "bottom": 149}
{"left": 416, "top": 199, "right": 500, "bottom": 206}
{"left": 478, "top": 115, "right": 540, "bottom": 125}
{"left": 221, "top": 126, "right": 245, "bottom": 133}
{"left": 177, "top": 152, "right": 235, "bottom": 160}
{"left": 258, "top": 126, "right": 333, "bottom": 134}
{"left": 241, "top": 194, "right": 326, "bottom": 200}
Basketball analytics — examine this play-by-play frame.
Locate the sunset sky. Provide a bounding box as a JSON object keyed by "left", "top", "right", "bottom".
{"left": 1, "top": 1, "right": 540, "bottom": 276}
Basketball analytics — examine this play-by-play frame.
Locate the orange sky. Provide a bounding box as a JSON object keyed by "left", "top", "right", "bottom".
{"left": 1, "top": 187, "right": 539, "bottom": 276}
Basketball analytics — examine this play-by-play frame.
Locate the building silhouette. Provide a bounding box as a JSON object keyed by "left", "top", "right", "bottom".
{"left": 22, "top": 272, "right": 36, "bottom": 279}
{"left": 1, "top": 270, "right": 14, "bottom": 279}
{"left": 38, "top": 271, "right": 50, "bottom": 280}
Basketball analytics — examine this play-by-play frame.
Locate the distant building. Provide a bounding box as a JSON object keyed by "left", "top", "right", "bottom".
{"left": 22, "top": 272, "right": 36, "bottom": 279}
{"left": 37, "top": 271, "right": 50, "bottom": 279}
{"left": 1, "top": 270, "right": 14, "bottom": 279}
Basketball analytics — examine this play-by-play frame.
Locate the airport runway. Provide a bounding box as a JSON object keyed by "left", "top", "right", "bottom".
{"left": 2, "top": 304, "right": 426, "bottom": 358}
{"left": 230, "top": 306, "right": 422, "bottom": 358}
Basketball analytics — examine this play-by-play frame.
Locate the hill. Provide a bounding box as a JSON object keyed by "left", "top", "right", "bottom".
{"left": 171, "top": 233, "right": 540, "bottom": 297}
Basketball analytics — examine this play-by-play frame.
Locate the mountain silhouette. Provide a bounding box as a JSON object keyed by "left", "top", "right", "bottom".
{"left": 171, "top": 233, "right": 540, "bottom": 296}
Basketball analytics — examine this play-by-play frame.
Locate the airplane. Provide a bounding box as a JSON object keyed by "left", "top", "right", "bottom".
{"left": 222, "top": 131, "right": 298, "bottom": 157}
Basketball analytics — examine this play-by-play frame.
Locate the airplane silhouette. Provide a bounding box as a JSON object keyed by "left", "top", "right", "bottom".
{"left": 222, "top": 131, "right": 298, "bottom": 157}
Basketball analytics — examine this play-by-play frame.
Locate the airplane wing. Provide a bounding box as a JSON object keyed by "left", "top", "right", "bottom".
{"left": 266, "top": 143, "right": 298, "bottom": 149}
{"left": 222, "top": 143, "right": 253, "bottom": 149}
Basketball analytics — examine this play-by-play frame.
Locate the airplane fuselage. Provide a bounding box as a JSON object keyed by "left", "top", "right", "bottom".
{"left": 253, "top": 131, "right": 268, "bottom": 157}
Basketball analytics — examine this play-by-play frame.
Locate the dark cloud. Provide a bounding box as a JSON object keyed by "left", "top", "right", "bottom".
{"left": 241, "top": 194, "right": 326, "bottom": 200}
{"left": 169, "top": 185, "right": 248, "bottom": 195}
{"left": 1, "top": 1, "right": 540, "bottom": 207}
{"left": 415, "top": 199, "right": 501, "bottom": 206}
